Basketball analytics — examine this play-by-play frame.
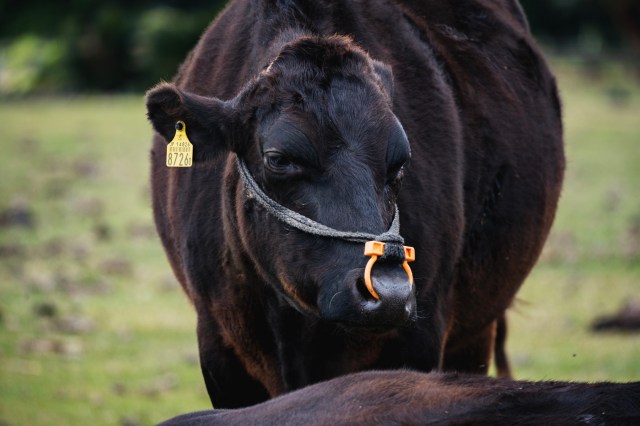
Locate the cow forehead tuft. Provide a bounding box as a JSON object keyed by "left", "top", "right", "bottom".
{"left": 271, "top": 35, "right": 373, "bottom": 78}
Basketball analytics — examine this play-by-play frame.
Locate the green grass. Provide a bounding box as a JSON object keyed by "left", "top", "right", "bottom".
{"left": 0, "top": 97, "right": 210, "bottom": 425}
{"left": 1, "top": 58, "right": 639, "bottom": 425}
{"left": 507, "top": 57, "right": 640, "bottom": 381}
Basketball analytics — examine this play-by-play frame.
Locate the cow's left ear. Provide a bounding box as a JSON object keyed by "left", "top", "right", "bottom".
{"left": 146, "top": 82, "right": 243, "bottom": 161}
{"left": 372, "top": 60, "right": 394, "bottom": 100}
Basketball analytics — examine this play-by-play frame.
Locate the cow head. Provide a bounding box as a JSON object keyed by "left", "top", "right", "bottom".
{"left": 146, "top": 35, "right": 416, "bottom": 328}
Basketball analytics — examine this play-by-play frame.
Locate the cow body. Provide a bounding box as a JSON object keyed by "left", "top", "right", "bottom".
{"left": 159, "top": 370, "right": 640, "bottom": 425}
{"left": 146, "top": 0, "right": 564, "bottom": 407}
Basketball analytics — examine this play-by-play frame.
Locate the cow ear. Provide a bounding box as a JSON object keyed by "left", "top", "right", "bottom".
{"left": 372, "top": 60, "right": 394, "bottom": 100}
{"left": 145, "top": 82, "right": 241, "bottom": 161}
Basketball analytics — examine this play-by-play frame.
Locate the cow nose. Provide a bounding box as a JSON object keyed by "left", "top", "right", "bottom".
{"left": 356, "top": 264, "right": 416, "bottom": 325}
{"left": 317, "top": 265, "right": 417, "bottom": 327}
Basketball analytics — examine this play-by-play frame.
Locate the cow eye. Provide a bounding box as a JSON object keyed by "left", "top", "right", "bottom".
{"left": 387, "top": 166, "right": 405, "bottom": 188}
{"left": 385, "top": 119, "right": 410, "bottom": 188}
{"left": 263, "top": 150, "right": 297, "bottom": 174}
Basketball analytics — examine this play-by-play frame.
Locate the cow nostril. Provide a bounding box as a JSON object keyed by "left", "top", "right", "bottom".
{"left": 356, "top": 277, "right": 378, "bottom": 302}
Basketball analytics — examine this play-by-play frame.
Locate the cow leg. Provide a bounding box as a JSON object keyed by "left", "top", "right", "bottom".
{"left": 441, "top": 321, "right": 496, "bottom": 375}
{"left": 493, "top": 312, "right": 512, "bottom": 378}
{"left": 196, "top": 313, "right": 269, "bottom": 408}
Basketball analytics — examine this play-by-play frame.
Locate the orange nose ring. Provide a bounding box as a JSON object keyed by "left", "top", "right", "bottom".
{"left": 363, "top": 241, "right": 415, "bottom": 300}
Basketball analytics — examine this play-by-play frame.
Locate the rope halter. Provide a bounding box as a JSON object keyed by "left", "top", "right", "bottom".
{"left": 235, "top": 157, "right": 415, "bottom": 299}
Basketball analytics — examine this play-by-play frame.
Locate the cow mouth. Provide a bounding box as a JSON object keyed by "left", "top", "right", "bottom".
{"left": 351, "top": 278, "right": 417, "bottom": 328}
{"left": 334, "top": 318, "right": 413, "bottom": 334}
{"left": 328, "top": 305, "right": 417, "bottom": 337}
{"left": 316, "top": 266, "right": 417, "bottom": 331}
{"left": 319, "top": 301, "right": 416, "bottom": 331}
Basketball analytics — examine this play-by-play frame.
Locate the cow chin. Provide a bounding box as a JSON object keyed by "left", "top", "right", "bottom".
{"left": 316, "top": 266, "right": 417, "bottom": 329}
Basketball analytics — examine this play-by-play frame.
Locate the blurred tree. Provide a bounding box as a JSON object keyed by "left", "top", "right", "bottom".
{"left": 0, "top": 0, "right": 225, "bottom": 94}
{"left": 610, "top": 0, "right": 640, "bottom": 53}
{"left": 132, "top": 7, "right": 216, "bottom": 89}
{"left": 0, "top": 0, "right": 637, "bottom": 94}
{"left": 520, "top": 0, "right": 636, "bottom": 50}
{"left": 0, "top": 35, "right": 67, "bottom": 95}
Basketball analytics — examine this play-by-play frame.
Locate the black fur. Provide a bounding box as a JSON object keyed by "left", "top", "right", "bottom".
{"left": 159, "top": 370, "right": 640, "bottom": 425}
{"left": 145, "top": 0, "right": 564, "bottom": 407}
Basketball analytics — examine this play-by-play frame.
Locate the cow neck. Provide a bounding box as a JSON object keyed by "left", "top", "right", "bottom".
{"left": 235, "top": 156, "right": 405, "bottom": 254}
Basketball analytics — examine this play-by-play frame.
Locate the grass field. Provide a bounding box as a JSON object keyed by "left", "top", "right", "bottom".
{"left": 1, "top": 58, "right": 639, "bottom": 425}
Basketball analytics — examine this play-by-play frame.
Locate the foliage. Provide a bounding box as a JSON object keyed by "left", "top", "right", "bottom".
{"left": 520, "top": 0, "right": 640, "bottom": 49}
{"left": 132, "top": 7, "right": 212, "bottom": 89}
{"left": 0, "top": 0, "right": 225, "bottom": 95}
{"left": 0, "top": 35, "right": 68, "bottom": 95}
{"left": 0, "top": 1, "right": 639, "bottom": 95}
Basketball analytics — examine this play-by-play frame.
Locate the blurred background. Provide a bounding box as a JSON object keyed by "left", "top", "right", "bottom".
{"left": 1, "top": 0, "right": 639, "bottom": 95}
{"left": 0, "top": 1, "right": 638, "bottom": 425}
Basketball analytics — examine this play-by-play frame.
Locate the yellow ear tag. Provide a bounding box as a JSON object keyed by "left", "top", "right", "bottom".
{"left": 166, "top": 120, "right": 193, "bottom": 168}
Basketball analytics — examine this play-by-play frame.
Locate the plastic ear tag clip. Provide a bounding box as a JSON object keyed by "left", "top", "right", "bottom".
{"left": 166, "top": 120, "right": 193, "bottom": 168}
{"left": 363, "top": 241, "right": 415, "bottom": 300}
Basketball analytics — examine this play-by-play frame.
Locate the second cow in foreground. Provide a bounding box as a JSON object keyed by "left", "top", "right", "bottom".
{"left": 159, "top": 371, "right": 640, "bottom": 425}
{"left": 146, "top": 0, "right": 564, "bottom": 407}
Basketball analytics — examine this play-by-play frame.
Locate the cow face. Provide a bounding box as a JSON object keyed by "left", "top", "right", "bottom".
{"left": 146, "top": 35, "right": 416, "bottom": 328}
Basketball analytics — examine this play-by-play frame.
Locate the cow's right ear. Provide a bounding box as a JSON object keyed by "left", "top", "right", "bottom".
{"left": 372, "top": 60, "right": 394, "bottom": 101}
{"left": 145, "top": 83, "right": 242, "bottom": 161}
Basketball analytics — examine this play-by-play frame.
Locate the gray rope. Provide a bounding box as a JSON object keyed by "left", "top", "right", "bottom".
{"left": 236, "top": 157, "right": 404, "bottom": 245}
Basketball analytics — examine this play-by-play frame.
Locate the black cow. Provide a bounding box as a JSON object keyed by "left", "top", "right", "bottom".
{"left": 159, "top": 370, "right": 640, "bottom": 425}
{"left": 145, "top": 0, "right": 564, "bottom": 407}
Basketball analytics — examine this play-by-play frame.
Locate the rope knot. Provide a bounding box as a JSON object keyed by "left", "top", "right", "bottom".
{"left": 378, "top": 242, "right": 406, "bottom": 264}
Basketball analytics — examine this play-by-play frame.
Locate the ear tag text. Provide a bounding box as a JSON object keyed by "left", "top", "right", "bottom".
{"left": 166, "top": 120, "right": 193, "bottom": 168}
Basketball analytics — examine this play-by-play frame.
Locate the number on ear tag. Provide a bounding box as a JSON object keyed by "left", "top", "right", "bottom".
{"left": 166, "top": 120, "right": 193, "bottom": 168}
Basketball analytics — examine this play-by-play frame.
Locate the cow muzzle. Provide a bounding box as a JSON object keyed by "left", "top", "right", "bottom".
{"left": 318, "top": 261, "right": 417, "bottom": 328}
{"left": 363, "top": 241, "right": 415, "bottom": 300}
{"left": 359, "top": 262, "right": 417, "bottom": 326}
{"left": 355, "top": 242, "right": 416, "bottom": 326}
